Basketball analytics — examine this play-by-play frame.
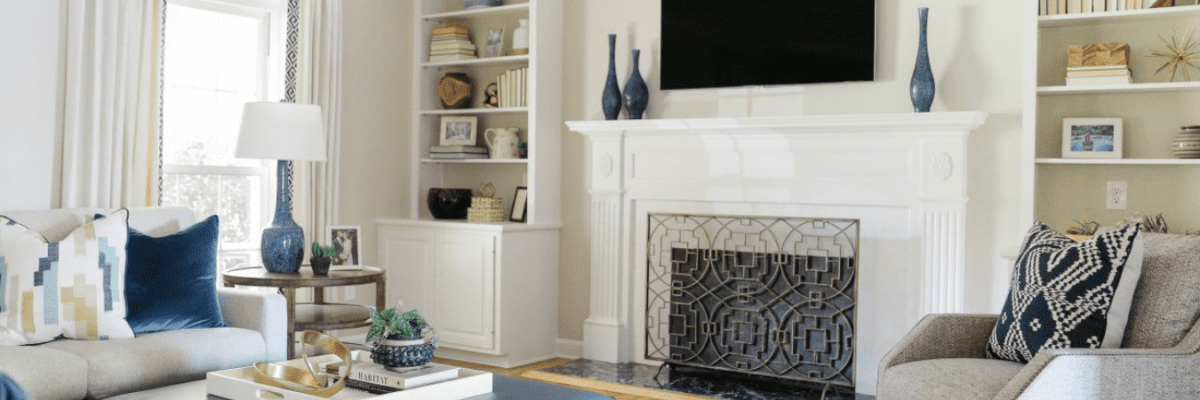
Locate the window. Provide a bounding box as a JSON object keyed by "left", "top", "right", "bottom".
{"left": 161, "top": 0, "right": 286, "bottom": 272}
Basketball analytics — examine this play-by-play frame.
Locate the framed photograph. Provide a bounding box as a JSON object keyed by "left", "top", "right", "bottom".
{"left": 327, "top": 225, "right": 361, "bottom": 266}
{"left": 1062, "top": 118, "right": 1122, "bottom": 159}
{"left": 486, "top": 28, "right": 505, "bottom": 57}
{"left": 510, "top": 186, "right": 528, "bottom": 222}
{"left": 439, "top": 116, "right": 478, "bottom": 146}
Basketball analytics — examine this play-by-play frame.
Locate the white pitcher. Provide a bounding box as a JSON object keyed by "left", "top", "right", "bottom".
{"left": 484, "top": 127, "right": 520, "bottom": 159}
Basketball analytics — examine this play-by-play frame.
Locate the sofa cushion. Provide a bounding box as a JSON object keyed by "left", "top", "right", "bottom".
{"left": 0, "top": 345, "right": 89, "bottom": 400}
{"left": 1122, "top": 232, "right": 1200, "bottom": 348}
{"left": 125, "top": 214, "right": 227, "bottom": 334}
{"left": 880, "top": 358, "right": 1025, "bottom": 400}
{"left": 42, "top": 326, "right": 267, "bottom": 399}
{"left": 987, "top": 223, "right": 1143, "bottom": 363}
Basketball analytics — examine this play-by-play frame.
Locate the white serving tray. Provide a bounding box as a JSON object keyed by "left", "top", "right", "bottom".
{"left": 207, "top": 354, "right": 493, "bottom": 400}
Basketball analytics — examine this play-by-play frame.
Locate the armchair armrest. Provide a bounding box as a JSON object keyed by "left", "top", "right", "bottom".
{"left": 218, "top": 288, "right": 287, "bottom": 362}
{"left": 879, "top": 313, "right": 999, "bottom": 372}
{"left": 996, "top": 347, "right": 1200, "bottom": 399}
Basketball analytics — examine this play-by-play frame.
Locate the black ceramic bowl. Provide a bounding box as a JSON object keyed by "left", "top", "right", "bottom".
{"left": 427, "top": 188, "right": 473, "bottom": 219}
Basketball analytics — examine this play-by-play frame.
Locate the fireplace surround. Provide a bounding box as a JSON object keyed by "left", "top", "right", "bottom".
{"left": 567, "top": 112, "right": 987, "bottom": 394}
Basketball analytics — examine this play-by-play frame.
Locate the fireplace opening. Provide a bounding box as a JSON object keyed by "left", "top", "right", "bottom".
{"left": 646, "top": 214, "right": 859, "bottom": 391}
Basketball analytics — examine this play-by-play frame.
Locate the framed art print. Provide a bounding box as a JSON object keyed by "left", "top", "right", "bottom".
{"left": 1062, "top": 118, "right": 1122, "bottom": 159}
{"left": 440, "top": 116, "right": 478, "bottom": 146}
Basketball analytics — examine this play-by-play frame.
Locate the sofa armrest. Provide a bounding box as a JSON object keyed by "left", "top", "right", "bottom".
{"left": 994, "top": 347, "right": 1200, "bottom": 399}
{"left": 879, "top": 313, "right": 998, "bottom": 372}
{"left": 218, "top": 288, "right": 287, "bottom": 362}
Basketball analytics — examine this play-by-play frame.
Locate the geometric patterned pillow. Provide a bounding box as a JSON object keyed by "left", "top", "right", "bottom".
{"left": 0, "top": 210, "right": 135, "bottom": 345}
{"left": 986, "top": 222, "right": 1144, "bottom": 363}
{"left": 57, "top": 210, "right": 134, "bottom": 340}
{"left": 0, "top": 217, "right": 66, "bottom": 345}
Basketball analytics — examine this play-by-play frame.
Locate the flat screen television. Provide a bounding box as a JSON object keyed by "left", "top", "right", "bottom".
{"left": 660, "top": 0, "right": 877, "bottom": 90}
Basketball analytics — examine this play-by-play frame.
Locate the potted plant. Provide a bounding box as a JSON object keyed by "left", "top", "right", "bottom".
{"left": 310, "top": 242, "right": 336, "bottom": 275}
{"left": 367, "top": 304, "right": 438, "bottom": 368}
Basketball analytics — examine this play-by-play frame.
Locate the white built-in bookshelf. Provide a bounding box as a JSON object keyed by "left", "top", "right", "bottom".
{"left": 1021, "top": 2, "right": 1200, "bottom": 232}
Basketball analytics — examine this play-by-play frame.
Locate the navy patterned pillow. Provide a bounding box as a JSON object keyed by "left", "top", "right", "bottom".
{"left": 987, "top": 222, "right": 1144, "bottom": 363}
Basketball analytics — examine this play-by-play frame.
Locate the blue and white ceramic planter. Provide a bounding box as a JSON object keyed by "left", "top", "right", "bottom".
{"left": 372, "top": 334, "right": 435, "bottom": 369}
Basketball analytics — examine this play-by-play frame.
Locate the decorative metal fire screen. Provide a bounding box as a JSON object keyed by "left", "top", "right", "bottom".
{"left": 646, "top": 214, "right": 859, "bottom": 388}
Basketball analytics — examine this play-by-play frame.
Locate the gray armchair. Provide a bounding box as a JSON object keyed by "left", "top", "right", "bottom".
{"left": 877, "top": 232, "right": 1200, "bottom": 399}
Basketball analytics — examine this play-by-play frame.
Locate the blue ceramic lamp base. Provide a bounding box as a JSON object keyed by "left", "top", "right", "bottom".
{"left": 263, "top": 160, "right": 305, "bottom": 273}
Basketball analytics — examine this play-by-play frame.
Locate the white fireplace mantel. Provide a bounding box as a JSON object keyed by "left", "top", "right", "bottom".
{"left": 567, "top": 112, "right": 987, "bottom": 395}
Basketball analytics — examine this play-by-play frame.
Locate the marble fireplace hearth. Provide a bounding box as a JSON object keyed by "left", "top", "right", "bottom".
{"left": 567, "top": 112, "right": 987, "bottom": 395}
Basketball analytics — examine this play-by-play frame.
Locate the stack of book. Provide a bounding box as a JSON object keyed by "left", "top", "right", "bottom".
{"left": 494, "top": 67, "right": 528, "bottom": 108}
{"left": 429, "top": 25, "right": 477, "bottom": 63}
{"left": 429, "top": 145, "right": 488, "bottom": 160}
{"left": 1066, "top": 65, "right": 1133, "bottom": 85}
{"left": 1040, "top": 0, "right": 1159, "bottom": 15}
{"left": 326, "top": 361, "right": 461, "bottom": 394}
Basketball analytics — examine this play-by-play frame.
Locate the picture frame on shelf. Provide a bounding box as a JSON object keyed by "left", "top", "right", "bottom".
{"left": 1062, "top": 118, "right": 1123, "bottom": 159}
{"left": 327, "top": 225, "right": 361, "bottom": 266}
{"left": 440, "top": 116, "right": 478, "bottom": 146}
{"left": 486, "top": 28, "right": 505, "bottom": 57}
{"left": 510, "top": 186, "right": 528, "bottom": 222}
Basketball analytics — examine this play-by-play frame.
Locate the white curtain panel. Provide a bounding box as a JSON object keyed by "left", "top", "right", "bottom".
{"left": 291, "top": 0, "right": 343, "bottom": 244}
{"left": 60, "top": 0, "right": 162, "bottom": 208}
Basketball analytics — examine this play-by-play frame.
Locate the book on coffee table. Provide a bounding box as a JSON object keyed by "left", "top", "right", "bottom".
{"left": 207, "top": 353, "right": 491, "bottom": 400}
{"left": 324, "top": 360, "right": 460, "bottom": 390}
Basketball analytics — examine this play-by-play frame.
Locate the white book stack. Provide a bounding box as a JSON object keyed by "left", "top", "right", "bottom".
{"left": 1065, "top": 65, "right": 1133, "bottom": 85}
{"left": 494, "top": 67, "right": 528, "bottom": 108}
{"left": 429, "top": 145, "right": 488, "bottom": 160}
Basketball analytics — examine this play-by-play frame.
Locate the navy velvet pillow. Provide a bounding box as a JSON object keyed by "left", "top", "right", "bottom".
{"left": 124, "top": 215, "right": 227, "bottom": 334}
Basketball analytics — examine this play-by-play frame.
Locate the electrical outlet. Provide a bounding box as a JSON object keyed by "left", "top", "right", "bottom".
{"left": 344, "top": 286, "right": 356, "bottom": 301}
{"left": 1107, "top": 181, "right": 1128, "bottom": 210}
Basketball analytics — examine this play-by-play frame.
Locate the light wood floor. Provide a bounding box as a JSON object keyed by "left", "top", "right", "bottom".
{"left": 432, "top": 357, "right": 705, "bottom": 400}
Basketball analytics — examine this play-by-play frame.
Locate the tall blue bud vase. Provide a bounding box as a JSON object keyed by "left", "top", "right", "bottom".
{"left": 601, "top": 34, "right": 622, "bottom": 120}
{"left": 623, "top": 49, "right": 649, "bottom": 119}
{"left": 910, "top": 7, "right": 935, "bottom": 113}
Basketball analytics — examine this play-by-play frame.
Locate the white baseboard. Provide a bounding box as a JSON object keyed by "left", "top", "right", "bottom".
{"left": 555, "top": 338, "right": 584, "bottom": 359}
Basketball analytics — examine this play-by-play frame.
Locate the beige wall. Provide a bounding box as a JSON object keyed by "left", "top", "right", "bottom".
{"left": 338, "top": 0, "right": 412, "bottom": 270}
{"left": 556, "top": 0, "right": 1026, "bottom": 341}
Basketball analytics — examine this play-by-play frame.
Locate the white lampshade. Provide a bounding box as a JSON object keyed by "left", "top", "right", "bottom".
{"left": 235, "top": 102, "right": 327, "bottom": 161}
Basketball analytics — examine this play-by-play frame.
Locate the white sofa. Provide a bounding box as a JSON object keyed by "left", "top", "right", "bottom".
{"left": 0, "top": 207, "right": 287, "bottom": 400}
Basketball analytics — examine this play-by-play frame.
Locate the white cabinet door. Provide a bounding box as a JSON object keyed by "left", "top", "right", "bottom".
{"left": 377, "top": 226, "right": 435, "bottom": 315}
{"left": 430, "top": 231, "right": 496, "bottom": 352}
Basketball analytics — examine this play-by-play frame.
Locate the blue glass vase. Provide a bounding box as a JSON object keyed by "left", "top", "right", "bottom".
{"left": 623, "top": 49, "right": 649, "bottom": 120}
{"left": 910, "top": 7, "right": 935, "bottom": 113}
{"left": 602, "top": 34, "right": 622, "bottom": 120}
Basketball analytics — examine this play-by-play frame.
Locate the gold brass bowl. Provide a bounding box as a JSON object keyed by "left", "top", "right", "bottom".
{"left": 251, "top": 330, "right": 352, "bottom": 398}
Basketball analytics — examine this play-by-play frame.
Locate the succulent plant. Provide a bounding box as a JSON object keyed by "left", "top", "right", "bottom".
{"left": 311, "top": 242, "right": 337, "bottom": 258}
{"left": 367, "top": 307, "right": 431, "bottom": 342}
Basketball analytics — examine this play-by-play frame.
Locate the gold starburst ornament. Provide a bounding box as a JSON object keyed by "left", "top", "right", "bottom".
{"left": 1148, "top": 30, "right": 1200, "bottom": 82}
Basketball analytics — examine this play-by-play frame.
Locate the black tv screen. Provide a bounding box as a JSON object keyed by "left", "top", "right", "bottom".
{"left": 660, "top": 0, "right": 876, "bottom": 90}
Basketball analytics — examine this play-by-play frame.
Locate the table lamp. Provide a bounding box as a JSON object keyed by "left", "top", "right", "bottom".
{"left": 235, "top": 102, "right": 327, "bottom": 273}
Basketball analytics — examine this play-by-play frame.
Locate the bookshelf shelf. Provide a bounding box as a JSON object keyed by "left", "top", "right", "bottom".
{"left": 423, "top": 3, "right": 530, "bottom": 20}
{"left": 422, "top": 54, "right": 529, "bottom": 68}
{"left": 1035, "top": 158, "right": 1200, "bottom": 165}
{"left": 1038, "top": 5, "right": 1200, "bottom": 27}
{"left": 420, "top": 107, "right": 528, "bottom": 116}
{"left": 1036, "top": 81, "right": 1200, "bottom": 95}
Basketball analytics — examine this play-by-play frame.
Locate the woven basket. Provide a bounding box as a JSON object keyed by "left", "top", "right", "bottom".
{"left": 467, "top": 196, "right": 505, "bottom": 222}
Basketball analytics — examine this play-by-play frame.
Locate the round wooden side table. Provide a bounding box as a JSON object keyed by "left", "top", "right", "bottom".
{"left": 222, "top": 265, "right": 386, "bottom": 359}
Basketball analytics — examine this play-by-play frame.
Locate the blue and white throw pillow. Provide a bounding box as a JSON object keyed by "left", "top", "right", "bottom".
{"left": 987, "top": 222, "right": 1144, "bottom": 363}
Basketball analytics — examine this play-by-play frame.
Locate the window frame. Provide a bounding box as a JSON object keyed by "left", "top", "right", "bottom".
{"left": 161, "top": 0, "right": 287, "bottom": 271}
